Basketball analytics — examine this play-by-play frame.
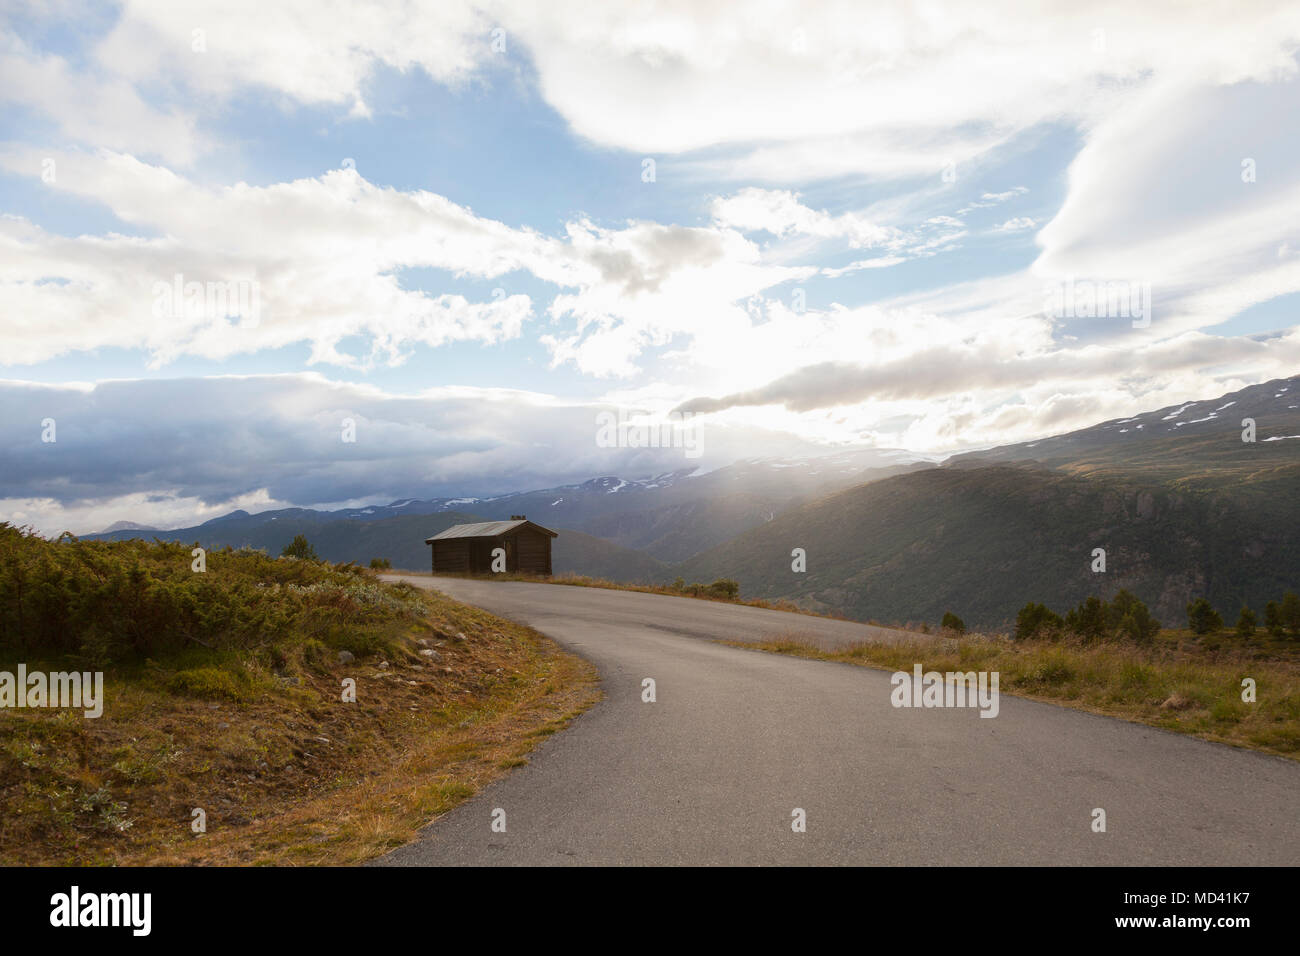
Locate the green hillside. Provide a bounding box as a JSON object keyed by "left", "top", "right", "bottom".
{"left": 676, "top": 462, "right": 1300, "bottom": 630}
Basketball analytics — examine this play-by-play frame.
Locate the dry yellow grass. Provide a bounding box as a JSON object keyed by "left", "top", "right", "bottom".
{"left": 0, "top": 591, "right": 599, "bottom": 866}
{"left": 402, "top": 570, "right": 851, "bottom": 619}
{"left": 728, "top": 631, "right": 1300, "bottom": 760}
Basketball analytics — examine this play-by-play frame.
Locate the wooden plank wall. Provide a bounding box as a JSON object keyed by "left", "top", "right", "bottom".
{"left": 431, "top": 530, "right": 552, "bottom": 576}
{"left": 514, "top": 528, "right": 552, "bottom": 575}
{"left": 431, "top": 539, "right": 471, "bottom": 573}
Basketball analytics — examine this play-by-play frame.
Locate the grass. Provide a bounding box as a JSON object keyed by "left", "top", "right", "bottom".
{"left": 392, "top": 570, "right": 868, "bottom": 622}
{"left": 727, "top": 628, "right": 1300, "bottom": 760}
{"left": 0, "top": 531, "right": 600, "bottom": 865}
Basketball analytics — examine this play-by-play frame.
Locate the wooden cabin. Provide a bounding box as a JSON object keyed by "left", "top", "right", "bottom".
{"left": 425, "top": 516, "right": 557, "bottom": 576}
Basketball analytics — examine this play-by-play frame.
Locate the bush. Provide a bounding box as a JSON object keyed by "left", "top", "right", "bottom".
{"left": 1187, "top": 597, "right": 1223, "bottom": 636}
{"left": 166, "top": 667, "right": 247, "bottom": 701}
{"left": 1016, "top": 592, "right": 1159, "bottom": 643}
{"left": 1020, "top": 651, "right": 1075, "bottom": 687}
{"left": 707, "top": 578, "right": 740, "bottom": 600}
{"left": 1014, "top": 602, "right": 1063, "bottom": 641}
{"left": 281, "top": 535, "right": 319, "bottom": 561}
{"left": 0, "top": 523, "right": 429, "bottom": 663}
{"left": 940, "top": 611, "right": 965, "bottom": 634}
{"left": 1235, "top": 606, "right": 1256, "bottom": 638}
{"left": 1282, "top": 591, "right": 1300, "bottom": 637}
{"left": 1265, "top": 600, "right": 1284, "bottom": 637}
{"left": 1065, "top": 596, "right": 1108, "bottom": 641}
{"left": 1107, "top": 589, "right": 1160, "bottom": 643}
{"left": 369, "top": 557, "right": 392, "bottom": 570}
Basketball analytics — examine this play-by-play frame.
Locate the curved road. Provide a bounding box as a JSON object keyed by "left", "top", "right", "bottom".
{"left": 375, "top": 576, "right": 1300, "bottom": 866}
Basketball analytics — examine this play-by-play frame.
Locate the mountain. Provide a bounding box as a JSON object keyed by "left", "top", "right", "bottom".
{"left": 91, "top": 511, "right": 480, "bottom": 568}
{"left": 99, "top": 520, "right": 158, "bottom": 533}
{"left": 84, "top": 378, "right": 1300, "bottom": 631}
{"left": 949, "top": 376, "right": 1300, "bottom": 484}
{"left": 89, "top": 447, "right": 918, "bottom": 564}
{"left": 678, "top": 376, "right": 1300, "bottom": 629}
{"left": 89, "top": 507, "right": 666, "bottom": 580}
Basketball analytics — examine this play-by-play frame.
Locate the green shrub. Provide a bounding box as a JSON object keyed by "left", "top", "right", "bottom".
{"left": 1265, "top": 600, "right": 1284, "bottom": 637}
{"left": 1235, "top": 606, "right": 1256, "bottom": 638}
{"left": 1187, "top": 598, "right": 1223, "bottom": 636}
{"left": 1282, "top": 591, "right": 1300, "bottom": 637}
{"left": 940, "top": 611, "right": 965, "bottom": 634}
{"left": 281, "top": 535, "right": 319, "bottom": 561}
{"left": 1020, "top": 652, "right": 1075, "bottom": 687}
{"left": 166, "top": 667, "right": 245, "bottom": 701}
{"left": 1014, "top": 602, "right": 1063, "bottom": 640}
{"left": 1106, "top": 589, "right": 1160, "bottom": 643}
{"left": 1065, "top": 596, "right": 1108, "bottom": 641}
{"left": 369, "top": 557, "right": 392, "bottom": 570}
{"left": 707, "top": 578, "right": 740, "bottom": 600}
{"left": 0, "top": 523, "right": 429, "bottom": 662}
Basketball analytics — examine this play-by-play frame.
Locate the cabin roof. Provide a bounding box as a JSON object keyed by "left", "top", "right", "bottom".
{"left": 425, "top": 519, "right": 558, "bottom": 544}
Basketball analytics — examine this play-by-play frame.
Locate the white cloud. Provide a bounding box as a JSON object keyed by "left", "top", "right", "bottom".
{"left": 0, "top": 372, "right": 833, "bottom": 534}
{"left": 4, "top": 0, "right": 1300, "bottom": 482}
{"left": 710, "top": 188, "right": 902, "bottom": 248}
{"left": 0, "top": 151, "right": 548, "bottom": 366}
{"left": 0, "top": 30, "right": 201, "bottom": 166}
{"left": 995, "top": 217, "right": 1036, "bottom": 232}
{"left": 15, "top": 2, "right": 1299, "bottom": 182}
{"left": 95, "top": 0, "right": 491, "bottom": 113}
{"left": 1034, "top": 72, "right": 1300, "bottom": 334}
{"left": 0, "top": 149, "right": 824, "bottom": 378}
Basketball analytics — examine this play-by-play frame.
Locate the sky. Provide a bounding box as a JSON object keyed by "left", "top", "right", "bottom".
{"left": 3, "top": 0, "right": 1300, "bottom": 535}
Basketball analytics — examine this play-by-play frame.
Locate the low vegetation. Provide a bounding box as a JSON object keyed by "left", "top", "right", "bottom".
{"left": 416, "top": 569, "right": 840, "bottom": 617}
{"left": 0, "top": 525, "right": 598, "bottom": 865}
{"left": 732, "top": 626, "right": 1300, "bottom": 759}
{"left": 1013, "top": 589, "right": 1161, "bottom": 643}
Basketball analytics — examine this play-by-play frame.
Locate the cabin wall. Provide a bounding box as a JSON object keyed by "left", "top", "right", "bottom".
{"left": 430, "top": 527, "right": 553, "bottom": 576}
{"left": 513, "top": 528, "right": 552, "bottom": 575}
{"left": 431, "top": 539, "right": 471, "bottom": 574}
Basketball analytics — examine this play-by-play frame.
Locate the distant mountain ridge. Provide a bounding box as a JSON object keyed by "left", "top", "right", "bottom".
{"left": 87, "top": 376, "right": 1300, "bottom": 630}
{"left": 679, "top": 376, "right": 1300, "bottom": 627}
{"left": 94, "top": 448, "right": 919, "bottom": 563}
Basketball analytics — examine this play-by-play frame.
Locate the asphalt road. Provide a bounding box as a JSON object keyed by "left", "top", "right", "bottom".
{"left": 375, "top": 576, "right": 1300, "bottom": 866}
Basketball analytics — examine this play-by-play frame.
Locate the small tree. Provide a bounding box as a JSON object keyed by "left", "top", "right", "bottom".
{"left": 1186, "top": 597, "right": 1222, "bottom": 636}
{"left": 1066, "top": 596, "right": 1107, "bottom": 641}
{"left": 707, "top": 578, "right": 740, "bottom": 600}
{"left": 1235, "top": 606, "right": 1257, "bottom": 638}
{"left": 1107, "top": 589, "right": 1160, "bottom": 643}
{"left": 940, "top": 611, "right": 966, "bottom": 634}
{"left": 281, "top": 534, "right": 319, "bottom": 561}
{"left": 1014, "top": 602, "right": 1063, "bottom": 641}
{"left": 1265, "top": 600, "right": 1284, "bottom": 637}
{"left": 1282, "top": 591, "right": 1300, "bottom": 637}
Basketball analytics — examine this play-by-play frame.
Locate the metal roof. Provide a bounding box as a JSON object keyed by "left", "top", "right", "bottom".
{"left": 425, "top": 519, "right": 557, "bottom": 543}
